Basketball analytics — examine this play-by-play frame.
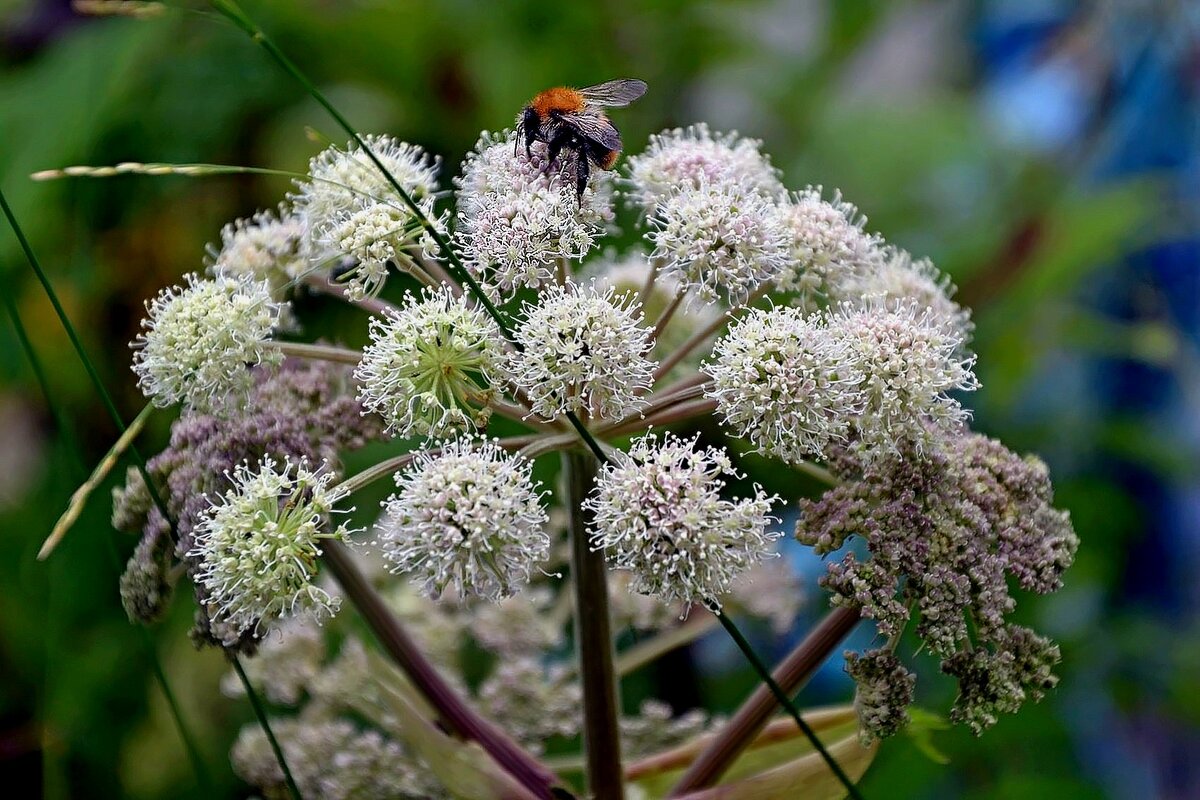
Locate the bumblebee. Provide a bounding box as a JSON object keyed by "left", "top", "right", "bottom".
{"left": 516, "top": 78, "right": 648, "bottom": 201}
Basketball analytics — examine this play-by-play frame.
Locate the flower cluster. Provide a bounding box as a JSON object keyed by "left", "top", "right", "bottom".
{"left": 836, "top": 246, "right": 973, "bottom": 339}
{"left": 231, "top": 716, "right": 436, "bottom": 800}
{"left": 131, "top": 273, "right": 283, "bottom": 412}
{"left": 117, "top": 525, "right": 177, "bottom": 624}
{"left": 586, "top": 432, "right": 779, "bottom": 607}
{"left": 467, "top": 587, "right": 561, "bottom": 655}
{"left": 478, "top": 657, "right": 582, "bottom": 753}
{"left": 508, "top": 280, "right": 656, "bottom": 421}
{"left": 455, "top": 130, "right": 613, "bottom": 299}
{"left": 796, "top": 429, "right": 1078, "bottom": 734}
{"left": 705, "top": 305, "right": 863, "bottom": 463}
{"left": 189, "top": 455, "right": 356, "bottom": 643}
{"left": 222, "top": 617, "right": 327, "bottom": 706}
{"left": 292, "top": 135, "right": 442, "bottom": 299}
{"left": 355, "top": 286, "right": 504, "bottom": 438}
{"left": 106, "top": 90, "right": 1080, "bottom": 793}
{"left": 832, "top": 300, "right": 979, "bottom": 458}
{"left": 706, "top": 300, "right": 978, "bottom": 463}
{"left": 773, "top": 187, "right": 883, "bottom": 307}
{"left": 624, "top": 123, "right": 783, "bottom": 212}
{"left": 620, "top": 700, "right": 712, "bottom": 759}
{"left": 647, "top": 178, "right": 791, "bottom": 305}
{"left": 845, "top": 649, "right": 916, "bottom": 743}
{"left": 206, "top": 207, "right": 311, "bottom": 300}
{"left": 113, "top": 361, "right": 382, "bottom": 648}
{"left": 377, "top": 438, "right": 549, "bottom": 601}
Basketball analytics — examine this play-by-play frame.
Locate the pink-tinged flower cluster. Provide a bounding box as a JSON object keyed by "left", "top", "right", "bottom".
{"left": 377, "top": 439, "right": 549, "bottom": 601}
{"left": 647, "top": 179, "right": 791, "bottom": 306}
{"left": 707, "top": 300, "right": 978, "bottom": 463}
{"left": 705, "top": 305, "right": 864, "bottom": 463}
{"left": 454, "top": 131, "right": 613, "bottom": 300}
{"left": 507, "top": 280, "right": 656, "bottom": 421}
{"left": 773, "top": 186, "right": 883, "bottom": 306}
{"left": 624, "top": 123, "right": 783, "bottom": 212}
{"left": 586, "top": 432, "right": 779, "bottom": 607}
{"left": 292, "top": 134, "right": 443, "bottom": 300}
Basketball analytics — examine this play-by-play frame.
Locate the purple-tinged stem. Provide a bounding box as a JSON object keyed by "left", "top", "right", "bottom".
{"left": 668, "top": 606, "right": 862, "bottom": 795}
{"left": 303, "top": 273, "right": 398, "bottom": 316}
{"left": 564, "top": 449, "right": 625, "bottom": 800}
{"left": 650, "top": 289, "right": 687, "bottom": 343}
{"left": 322, "top": 542, "right": 562, "bottom": 799}
{"left": 608, "top": 397, "right": 718, "bottom": 436}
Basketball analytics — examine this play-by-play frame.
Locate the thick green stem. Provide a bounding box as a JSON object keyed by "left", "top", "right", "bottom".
{"left": 669, "top": 607, "right": 863, "bottom": 796}
{"left": 563, "top": 450, "right": 624, "bottom": 800}
{"left": 321, "top": 542, "right": 561, "bottom": 799}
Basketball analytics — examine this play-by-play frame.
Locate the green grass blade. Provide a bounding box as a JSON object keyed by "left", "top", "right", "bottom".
{"left": 0, "top": 250, "right": 215, "bottom": 794}
{"left": 232, "top": 656, "right": 304, "bottom": 800}
{"left": 1, "top": 183, "right": 299, "bottom": 799}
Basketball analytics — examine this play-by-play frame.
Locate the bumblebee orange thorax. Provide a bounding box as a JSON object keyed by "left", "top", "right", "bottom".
{"left": 531, "top": 87, "right": 586, "bottom": 117}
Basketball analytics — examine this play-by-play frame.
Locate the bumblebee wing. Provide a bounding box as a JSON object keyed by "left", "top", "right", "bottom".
{"left": 578, "top": 79, "right": 647, "bottom": 108}
{"left": 560, "top": 112, "right": 622, "bottom": 151}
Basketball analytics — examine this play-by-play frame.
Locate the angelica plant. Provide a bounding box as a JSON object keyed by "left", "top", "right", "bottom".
{"left": 35, "top": 9, "right": 1079, "bottom": 799}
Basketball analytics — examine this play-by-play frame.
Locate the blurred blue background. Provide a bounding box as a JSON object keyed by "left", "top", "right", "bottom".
{"left": 1, "top": 1, "right": 1197, "bottom": 797}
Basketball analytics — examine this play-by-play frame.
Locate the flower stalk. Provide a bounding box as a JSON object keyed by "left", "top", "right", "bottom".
{"left": 564, "top": 449, "right": 624, "bottom": 800}
{"left": 320, "top": 540, "right": 562, "bottom": 799}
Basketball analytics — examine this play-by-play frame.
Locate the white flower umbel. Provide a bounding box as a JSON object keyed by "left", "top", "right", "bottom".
{"left": 131, "top": 273, "right": 283, "bottom": 412}
{"left": 774, "top": 187, "right": 884, "bottom": 307}
{"left": 647, "top": 179, "right": 790, "bottom": 306}
{"left": 586, "top": 432, "right": 779, "bottom": 607}
{"left": 705, "top": 305, "right": 864, "bottom": 463}
{"left": 378, "top": 439, "right": 549, "bottom": 601}
{"left": 625, "top": 123, "right": 784, "bottom": 213}
{"left": 837, "top": 247, "right": 973, "bottom": 340}
{"left": 832, "top": 300, "right": 980, "bottom": 458}
{"left": 189, "top": 456, "right": 354, "bottom": 643}
{"left": 586, "top": 248, "right": 723, "bottom": 372}
{"left": 293, "top": 134, "right": 439, "bottom": 231}
{"left": 454, "top": 130, "right": 613, "bottom": 300}
{"left": 508, "top": 280, "right": 656, "bottom": 421}
{"left": 206, "top": 207, "right": 310, "bottom": 299}
{"left": 292, "top": 135, "right": 441, "bottom": 299}
{"left": 356, "top": 286, "right": 504, "bottom": 438}
{"left": 323, "top": 198, "right": 441, "bottom": 300}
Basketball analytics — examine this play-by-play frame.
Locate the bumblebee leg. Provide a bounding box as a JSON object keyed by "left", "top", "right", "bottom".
{"left": 546, "top": 138, "right": 564, "bottom": 171}
{"left": 575, "top": 151, "right": 590, "bottom": 203}
{"left": 542, "top": 128, "right": 574, "bottom": 175}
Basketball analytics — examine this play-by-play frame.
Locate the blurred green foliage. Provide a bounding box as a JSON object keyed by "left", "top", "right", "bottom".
{"left": 1, "top": 1, "right": 1188, "bottom": 798}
